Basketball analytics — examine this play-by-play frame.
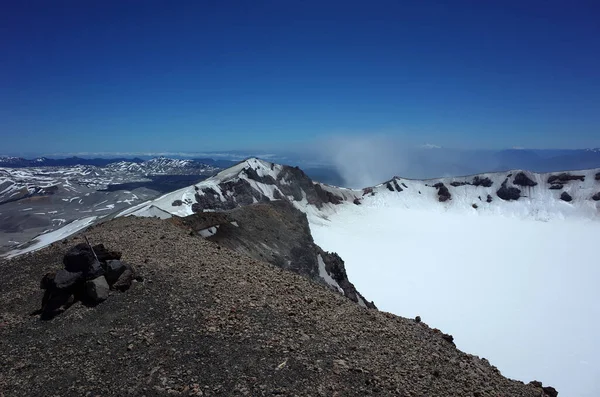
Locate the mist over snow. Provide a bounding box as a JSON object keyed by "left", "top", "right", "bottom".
{"left": 319, "top": 135, "right": 412, "bottom": 188}
{"left": 311, "top": 202, "right": 600, "bottom": 397}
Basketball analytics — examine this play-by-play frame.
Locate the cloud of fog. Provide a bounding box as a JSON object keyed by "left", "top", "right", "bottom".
{"left": 318, "top": 135, "right": 411, "bottom": 188}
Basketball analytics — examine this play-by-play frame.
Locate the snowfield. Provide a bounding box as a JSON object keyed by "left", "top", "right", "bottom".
{"left": 311, "top": 198, "right": 600, "bottom": 397}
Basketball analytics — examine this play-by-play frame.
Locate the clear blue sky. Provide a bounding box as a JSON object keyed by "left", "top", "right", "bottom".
{"left": 1, "top": 0, "right": 599, "bottom": 155}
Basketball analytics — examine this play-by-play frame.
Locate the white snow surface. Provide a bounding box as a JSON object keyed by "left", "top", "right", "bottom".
{"left": 5, "top": 216, "right": 98, "bottom": 258}
{"left": 310, "top": 194, "right": 600, "bottom": 397}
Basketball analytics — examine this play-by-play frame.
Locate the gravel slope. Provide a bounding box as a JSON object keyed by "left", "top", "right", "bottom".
{"left": 0, "top": 216, "right": 553, "bottom": 396}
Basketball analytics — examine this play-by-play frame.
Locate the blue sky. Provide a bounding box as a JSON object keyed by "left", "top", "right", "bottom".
{"left": 1, "top": 0, "right": 599, "bottom": 155}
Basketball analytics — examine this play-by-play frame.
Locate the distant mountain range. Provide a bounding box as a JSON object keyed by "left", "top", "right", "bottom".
{"left": 0, "top": 156, "right": 237, "bottom": 169}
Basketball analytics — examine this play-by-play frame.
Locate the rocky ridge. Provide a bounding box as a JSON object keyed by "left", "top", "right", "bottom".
{"left": 0, "top": 216, "right": 556, "bottom": 396}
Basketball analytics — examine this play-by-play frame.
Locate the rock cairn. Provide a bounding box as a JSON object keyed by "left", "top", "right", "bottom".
{"left": 38, "top": 240, "right": 138, "bottom": 320}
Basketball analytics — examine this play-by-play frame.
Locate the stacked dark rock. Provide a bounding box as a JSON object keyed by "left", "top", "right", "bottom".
{"left": 38, "top": 242, "right": 137, "bottom": 320}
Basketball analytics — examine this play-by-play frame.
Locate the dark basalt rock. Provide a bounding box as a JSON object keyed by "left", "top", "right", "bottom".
{"left": 244, "top": 166, "right": 277, "bottom": 185}
{"left": 560, "top": 191, "right": 573, "bottom": 202}
{"left": 592, "top": 192, "right": 600, "bottom": 201}
{"left": 450, "top": 181, "right": 468, "bottom": 187}
{"left": 386, "top": 182, "right": 394, "bottom": 192}
{"left": 353, "top": 198, "right": 362, "bottom": 205}
{"left": 313, "top": 184, "right": 343, "bottom": 205}
{"left": 93, "top": 244, "right": 122, "bottom": 262}
{"left": 54, "top": 269, "right": 83, "bottom": 289}
{"left": 548, "top": 173, "right": 585, "bottom": 184}
{"left": 549, "top": 184, "right": 563, "bottom": 190}
{"left": 543, "top": 386, "right": 558, "bottom": 397}
{"left": 496, "top": 180, "right": 521, "bottom": 201}
{"left": 393, "top": 180, "right": 403, "bottom": 192}
{"left": 596, "top": 172, "right": 600, "bottom": 181}
{"left": 472, "top": 203, "right": 478, "bottom": 209}
{"left": 273, "top": 189, "right": 283, "bottom": 200}
{"left": 513, "top": 172, "right": 537, "bottom": 187}
{"left": 472, "top": 176, "right": 493, "bottom": 187}
{"left": 487, "top": 194, "right": 493, "bottom": 203}
{"left": 435, "top": 183, "right": 452, "bottom": 202}
{"left": 63, "top": 243, "right": 96, "bottom": 273}
{"left": 172, "top": 200, "right": 183, "bottom": 206}
{"left": 401, "top": 182, "right": 408, "bottom": 188}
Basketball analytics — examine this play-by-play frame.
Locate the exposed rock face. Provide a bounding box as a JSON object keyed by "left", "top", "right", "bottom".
{"left": 172, "top": 200, "right": 375, "bottom": 309}
{"left": 0, "top": 217, "right": 555, "bottom": 397}
{"left": 432, "top": 183, "right": 451, "bottom": 202}
{"left": 450, "top": 181, "right": 468, "bottom": 187}
{"left": 171, "top": 199, "right": 183, "bottom": 206}
{"left": 548, "top": 173, "right": 585, "bottom": 184}
{"left": 549, "top": 184, "right": 564, "bottom": 190}
{"left": 513, "top": 172, "right": 537, "bottom": 187}
{"left": 596, "top": 172, "right": 600, "bottom": 181}
{"left": 496, "top": 179, "right": 521, "bottom": 201}
{"left": 486, "top": 194, "right": 493, "bottom": 203}
{"left": 561, "top": 191, "right": 573, "bottom": 202}
{"left": 190, "top": 162, "right": 345, "bottom": 213}
{"left": 472, "top": 176, "right": 493, "bottom": 187}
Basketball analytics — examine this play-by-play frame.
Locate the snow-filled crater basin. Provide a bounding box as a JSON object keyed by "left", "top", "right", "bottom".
{"left": 310, "top": 203, "right": 600, "bottom": 397}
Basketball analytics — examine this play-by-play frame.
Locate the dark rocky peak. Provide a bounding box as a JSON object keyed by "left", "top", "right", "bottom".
{"left": 547, "top": 173, "right": 585, "bottom": 184}
{"left": 513, "top": 172, "right": 538, "bottom": 187}
{"left": 190, "top": 159, "right": 346, "bottom": 213}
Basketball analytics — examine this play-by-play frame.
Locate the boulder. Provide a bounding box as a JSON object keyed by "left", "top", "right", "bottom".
{"left": 105, "top": 260, "right": 127, "bottom": 285}
{"left": 486, "top": 194, "right": 493, "bottom": 203}
{"left": 63, "top": 243, "right": 95, "bottom": 273}
{"left": 54, "top": 269, "right": 83, "bottom": 289}
{"left": 92, "top": 244, "right": 122, "bottom": 262}
{"left": 172, "top": 200, "right": 183, "bottom": 206}
{"left": 85, "top": 276, "right": 109, "bottom": 303}
{"left": 353, "top": 198, "right": 361, "bottom": 205}
{"left": 86, "top": 260, "right": 105, "bottom": 280}
{"left": 513, "top": 172, "right": 537, "bottom": 187}
{"left": 112, "top": 267, "right": 134, "bottom": 292}
{"left": 592, "top": 192, "right": 600, "bottom": 201}
{"left": 560, "top": 191, "right": 572, "bottom": 202}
